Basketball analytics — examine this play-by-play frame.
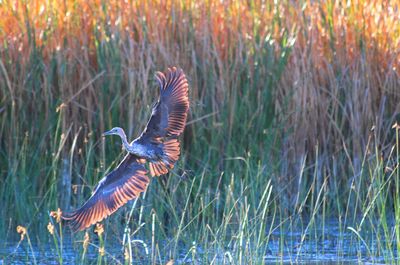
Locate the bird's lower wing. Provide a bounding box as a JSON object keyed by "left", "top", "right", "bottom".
{"left": 62, "top": 155, "right": 149, "bottom": 231}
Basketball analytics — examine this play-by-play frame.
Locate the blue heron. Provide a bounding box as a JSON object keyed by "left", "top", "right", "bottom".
{"left": 62, "top": 67, "right": 189, "bottom": 231}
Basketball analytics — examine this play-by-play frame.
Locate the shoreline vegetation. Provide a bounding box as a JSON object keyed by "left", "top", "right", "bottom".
{"left": 1, "top": 1, "right": 399, "bottom": 263}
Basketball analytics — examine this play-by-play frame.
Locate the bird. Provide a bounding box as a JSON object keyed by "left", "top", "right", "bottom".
{"left": 61, "top": 67, "right": 189, "bottom": 231}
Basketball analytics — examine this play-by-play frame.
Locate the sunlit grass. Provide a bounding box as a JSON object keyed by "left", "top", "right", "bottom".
{"left": 8, "top": 137, "right": 400, "bottom": 263}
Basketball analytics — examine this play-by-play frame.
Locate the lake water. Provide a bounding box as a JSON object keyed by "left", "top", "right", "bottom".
{"left": 1, "top": 221, "right": 398, "bottom": 264}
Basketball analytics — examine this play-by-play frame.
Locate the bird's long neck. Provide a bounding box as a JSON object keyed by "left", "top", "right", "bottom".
{"left": 118, "top": 129, "right": 131, "bottom": 150}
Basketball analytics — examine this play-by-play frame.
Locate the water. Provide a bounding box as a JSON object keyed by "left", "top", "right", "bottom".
{"left": 1, "top": 222, "right": 398, "bottom": 264}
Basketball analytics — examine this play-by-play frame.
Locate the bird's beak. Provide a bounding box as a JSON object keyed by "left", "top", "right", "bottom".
{"left": 102, "top": 130, "right": 113, "bottom": 136}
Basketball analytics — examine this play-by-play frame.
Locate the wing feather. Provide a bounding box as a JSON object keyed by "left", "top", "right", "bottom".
{"left": 137, "top": 67, "right": 189, "bottom": 176}
{"left": 139, "top": 67, "right": 189, "bottom": 140}
{"left": 62, "top": 154, "right": 149, "bottom": 231}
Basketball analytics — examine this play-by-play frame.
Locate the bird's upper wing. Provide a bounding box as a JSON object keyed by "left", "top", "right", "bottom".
{"left": 62, "top": 154, "right": 149, "bottom": 231}
{"left": 135, "top": 67, "right": 189, "bottom": 176}
{"left": 138, "top": 67, "right": 189, "bottom": 142}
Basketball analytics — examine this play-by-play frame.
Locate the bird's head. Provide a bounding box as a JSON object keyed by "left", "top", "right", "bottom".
{"left": 103, "top": 127, "right": 125, "bottom": 137}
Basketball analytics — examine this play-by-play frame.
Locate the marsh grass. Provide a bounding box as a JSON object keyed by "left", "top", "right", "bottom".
{"left": 1, "top": 0, "right": 400, "bottom": 263}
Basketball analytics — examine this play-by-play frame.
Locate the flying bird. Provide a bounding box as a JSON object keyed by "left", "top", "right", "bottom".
{"left": 62, "top": 67, "right": 189, "bottom": 231}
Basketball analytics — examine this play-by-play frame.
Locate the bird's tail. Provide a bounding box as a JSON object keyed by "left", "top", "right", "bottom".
{"left": 149, "top": 138, "right": 180, "bottom": 176}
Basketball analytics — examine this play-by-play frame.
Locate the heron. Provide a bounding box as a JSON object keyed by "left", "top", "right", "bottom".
{"left": 61, "top": 67, "right": 189, "bottom": 231}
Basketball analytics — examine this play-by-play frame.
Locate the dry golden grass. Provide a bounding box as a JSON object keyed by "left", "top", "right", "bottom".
{"left": 279, "top": 1, "right": 400, "bottom": 176}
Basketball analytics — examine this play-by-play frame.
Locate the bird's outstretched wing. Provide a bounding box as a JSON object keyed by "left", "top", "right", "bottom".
{"left": 61, "top": 154, "right": 149, "bottom": 231}
{"left": 137, "top": 67, "right": 189, "bottom": 176}
{"left": 140, "top": 67, "right": 189, "bottom": 139}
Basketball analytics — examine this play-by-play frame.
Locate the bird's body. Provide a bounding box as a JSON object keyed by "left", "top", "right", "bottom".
{"left": 129, "top": 141, "right": 158, "bottom": 160}
{"left": 61, "top": 67, "right": 189, "bottom": 231}
{"left": 106, "top": 129, "right": 161, "bottom": 161}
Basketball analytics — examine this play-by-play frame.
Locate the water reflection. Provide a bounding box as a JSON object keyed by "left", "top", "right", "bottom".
{"left": 1, "top": 221, "right": 398, "bottom": 264}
